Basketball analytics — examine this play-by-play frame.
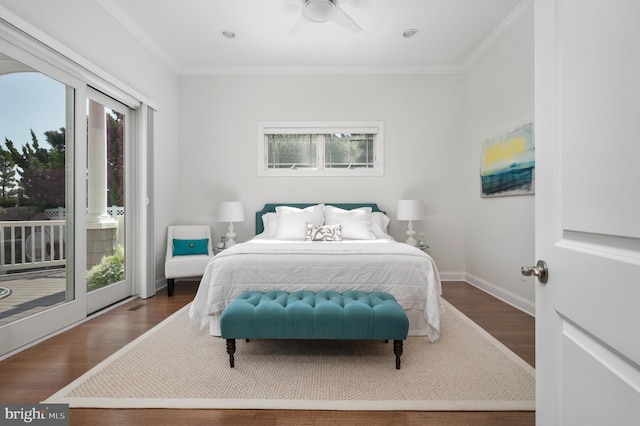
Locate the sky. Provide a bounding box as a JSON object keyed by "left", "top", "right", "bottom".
{"left": 0, "top": 71, "right": 66, "bottom": 149}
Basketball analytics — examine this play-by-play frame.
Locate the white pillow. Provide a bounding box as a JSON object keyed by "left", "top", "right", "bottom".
{"left": 371, "top": 212, "right": 393, "bottom": 239}
{"left": 274, "top": 204, "right": 324, "bottom": 240}
{"left": 258, "top": 212, "right": 278, "bottom": 239}
{"left": 324, "top": 205, "right": 375, "bottom": 240}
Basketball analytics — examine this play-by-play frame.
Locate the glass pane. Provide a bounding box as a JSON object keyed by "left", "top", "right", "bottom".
{"left": 325, "top": 133, "right": 375, "bottom": 168}
{"left": 266, "top": 134, "right": 317, "bottom": 169}
{"left": 86, "top": 100, "right": 125, "bottom": 292}
{"left": 0, "top": 55, "right": 72, "bottom": 326}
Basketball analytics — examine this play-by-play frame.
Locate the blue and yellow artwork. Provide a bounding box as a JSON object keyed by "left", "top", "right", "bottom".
{"left": 480, "top": 122, "right": 534, "bottom": 197}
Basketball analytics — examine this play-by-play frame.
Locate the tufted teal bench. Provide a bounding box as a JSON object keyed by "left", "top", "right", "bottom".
{"left": 220, "top": 290, "right": 409, "bottom": 369}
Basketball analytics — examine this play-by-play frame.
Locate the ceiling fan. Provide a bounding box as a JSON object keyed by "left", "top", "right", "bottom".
{"left": 289, "top": 0, "right": 361, "bottom": 36}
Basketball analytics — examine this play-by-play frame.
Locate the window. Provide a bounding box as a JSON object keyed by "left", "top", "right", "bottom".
{"left": 258, "top": 121, "right": 384, "bottom": 176}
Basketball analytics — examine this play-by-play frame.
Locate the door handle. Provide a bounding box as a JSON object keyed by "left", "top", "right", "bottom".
{"left": 521, "top": 260, "right": 549, "bottom": 284}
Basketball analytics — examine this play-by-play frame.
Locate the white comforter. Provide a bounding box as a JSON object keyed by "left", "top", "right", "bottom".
{"left": 188, "top": 239, "right": 444, "bottom": 341}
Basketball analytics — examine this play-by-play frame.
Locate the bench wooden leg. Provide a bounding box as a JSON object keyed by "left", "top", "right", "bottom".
{"left": 167, "top": 278, "right": 175, "bottom": 297}
{"left": 393, "top": 340, "right": 403, "bottom": 369}
{"left": 226, "top": 339, "right": 236, "bottom": 367}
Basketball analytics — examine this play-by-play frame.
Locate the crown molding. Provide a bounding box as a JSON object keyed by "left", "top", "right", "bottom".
{"left": 462, "top": 0, "right": 534, "bottom": 72}
{"left": 97, "top": 0, "right": 180, "bottom": 74}
{"left": 178, "top": 64, "right": 465, "bottom": 76}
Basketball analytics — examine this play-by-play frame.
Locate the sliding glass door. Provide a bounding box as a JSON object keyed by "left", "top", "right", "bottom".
{"left": 0, "top": 31, "right": 143, "bottom": 356}
{"left": 0, "top": 56, "right": 71, "bottom": 328}
{"left": 85, "top": 89, "right": 133, "bottom": 314}
{"left": 0, "top": 47, "right": 84, "bottom": 356}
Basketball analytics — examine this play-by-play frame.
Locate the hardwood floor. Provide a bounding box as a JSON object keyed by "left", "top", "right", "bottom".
{"left": 0, "top": 280, "right": 535, "bottom": 425}
{"left": 443, "top": 281, "right": 535, "bottom": 368}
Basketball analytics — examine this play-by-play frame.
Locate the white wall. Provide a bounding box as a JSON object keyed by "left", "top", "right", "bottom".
{"left": 462, "top": 10, "right": 535, "bottom": 313}
{"left": 177, "top": 73, "right": 466, "bottom": 277}
{"left": 0, "top": 0, "right": 180, "bottom": 288}
{"left": 1, "top": 1, "right": 534, "bottom": 308}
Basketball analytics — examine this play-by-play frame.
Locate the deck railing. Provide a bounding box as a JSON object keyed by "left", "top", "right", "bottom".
{"left": 0, "top": 220, "right": 66, "bottom": 272}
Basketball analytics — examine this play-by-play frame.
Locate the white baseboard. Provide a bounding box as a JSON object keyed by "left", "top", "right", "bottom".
{"left": 461, "top": 273, "right": 535, "bottom": 317}
{"left": 438, "top": 271, "right": 466, "bottom": 281}
{"left": 155, "top": 278, "right": 166, "bottom": 292}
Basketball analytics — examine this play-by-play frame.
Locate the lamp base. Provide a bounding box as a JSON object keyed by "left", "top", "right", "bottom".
{"left": 225, "top": 235, "right": 236, "bottom": 247}
{"left": 405, "top": 220, "right": 417, "bottom": 246}
{"left": 225, "top": 223, "right": 237, "bottom": 247}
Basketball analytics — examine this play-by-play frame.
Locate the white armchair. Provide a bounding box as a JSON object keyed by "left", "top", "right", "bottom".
{"left": 164, "top": 225, "right": 214, "bottom": 296}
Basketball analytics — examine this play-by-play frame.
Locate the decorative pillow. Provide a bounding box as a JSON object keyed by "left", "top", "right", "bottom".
{"left": 371, "top": 212, "right": 393, "bottom": 240}
{"left": 324, "top": 205, "right": 375, "bottom": 240}
{"left": 172, "top": 238, "right": 209, "bottom": 256}
{"left": 274, "top": 204, "right": 324, "bottom": 240}
{"left": 305, "top": 223, "right": 342, "bottom": 241}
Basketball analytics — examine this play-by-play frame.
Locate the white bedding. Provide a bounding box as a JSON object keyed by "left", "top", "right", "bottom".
{"left": 188, "top": 238, "right": 445, "bottom": 342}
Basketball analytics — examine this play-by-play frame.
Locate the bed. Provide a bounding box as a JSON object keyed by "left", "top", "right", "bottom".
{"left": 188, "top": 203, "right": 444, "bottom": 342}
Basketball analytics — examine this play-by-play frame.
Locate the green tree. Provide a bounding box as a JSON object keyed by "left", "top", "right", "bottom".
{"left": 5, "top": 128, "right": 66, "bottom": 208}
{"left": 106, "top": 111, "right": 124, "bottom": 207}
{"left": 0, "top": 145, "right": 17, "bottom": 201}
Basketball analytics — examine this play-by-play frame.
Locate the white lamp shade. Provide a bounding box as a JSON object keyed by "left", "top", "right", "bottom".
{"left": 217, "top": 201, "right": 245, "bottom": 223}
{"left": 396, "top": 200, "right": 424, "bottom": 221}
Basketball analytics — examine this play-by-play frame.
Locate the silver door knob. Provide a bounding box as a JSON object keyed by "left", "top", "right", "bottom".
{"left": 521, "top": 260, "right": 549, "bottom": 284}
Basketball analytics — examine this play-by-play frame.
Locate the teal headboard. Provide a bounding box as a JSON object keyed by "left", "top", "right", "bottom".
{"left": 255, "top": 203, "right": 385, "bottom": 235}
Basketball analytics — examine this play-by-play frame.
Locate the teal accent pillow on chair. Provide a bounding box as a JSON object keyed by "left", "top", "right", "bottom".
{"left": 172, "top": 238, "right": 209, "bottom": 256}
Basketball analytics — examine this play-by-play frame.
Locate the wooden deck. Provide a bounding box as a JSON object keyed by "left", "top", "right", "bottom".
{"left": 0, "top": 268, "right": 67, "bottom": 326}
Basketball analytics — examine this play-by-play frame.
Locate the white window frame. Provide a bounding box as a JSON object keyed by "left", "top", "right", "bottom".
{"left": 258, "top": 121, "right": 384, "bottom": 177}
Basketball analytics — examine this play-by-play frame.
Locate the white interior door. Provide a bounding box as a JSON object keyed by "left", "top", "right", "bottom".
{"left": 535, "top": 1, "right": 640, "bottom": 424}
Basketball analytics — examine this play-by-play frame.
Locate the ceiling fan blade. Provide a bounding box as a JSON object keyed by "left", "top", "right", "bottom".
{"left": 332, "top": 5, "right": 361, "bottom": 33}
{"left": 289, "top": 15, "right": 308, "bottom": 37}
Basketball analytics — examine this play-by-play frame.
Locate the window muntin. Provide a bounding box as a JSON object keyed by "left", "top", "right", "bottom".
{"left": 259, "top": 121, "right": 383, "bottom": 176}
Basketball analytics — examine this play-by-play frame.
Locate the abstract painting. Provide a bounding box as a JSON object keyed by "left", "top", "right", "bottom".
{"left": 480, "top": 122, "right": 534, "bottom": 197}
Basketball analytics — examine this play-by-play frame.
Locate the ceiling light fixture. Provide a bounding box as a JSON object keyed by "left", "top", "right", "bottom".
{"left": 303, "top": 0, "right": 336, "bottom": 23}
{"left": 403, "top": 29, "right": 419, "bottom": 38}
{"left": 289, "top": 0, "right": 361, "bottom": 36}
{"left": 222, "top": 30, "right": 236, "bottom": 39}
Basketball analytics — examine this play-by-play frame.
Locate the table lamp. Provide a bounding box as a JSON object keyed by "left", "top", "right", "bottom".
{"left": 396, "top": 199, "right": 424, "bottom": 246}
{"left": 217, "top": 201, "right": 244, "bottom": 247}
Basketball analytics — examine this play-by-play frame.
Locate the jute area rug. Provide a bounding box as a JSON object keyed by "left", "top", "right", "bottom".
{"left": 44, "top": 300, "right": 535, "bottom": 411}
